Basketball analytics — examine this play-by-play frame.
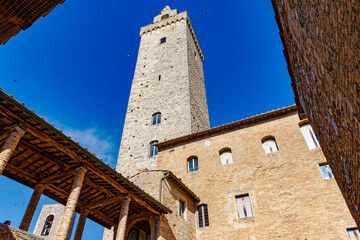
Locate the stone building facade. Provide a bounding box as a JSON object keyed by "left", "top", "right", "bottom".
{"left": 33, "top": 204, "right": 75, "bottom": 240}
{"left": 271, "top": 0, "right": 360, "bottom": 227}
{"left": 30, "top": 5, "right": 359, "bottom": 240}
{"left": 116, "top": 6, "right": 210, "bottom": 178}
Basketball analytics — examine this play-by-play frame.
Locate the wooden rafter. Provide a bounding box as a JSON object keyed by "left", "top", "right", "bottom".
{"left": 87, "top": 195, "right": 124, "bottom": 209}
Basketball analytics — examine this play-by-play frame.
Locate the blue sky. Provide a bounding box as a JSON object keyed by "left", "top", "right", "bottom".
{"left": 0, "top": 0, "right": 293, "bottom": 239}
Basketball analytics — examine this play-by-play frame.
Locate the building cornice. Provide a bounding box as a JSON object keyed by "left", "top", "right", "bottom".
{"left": 140, "top": 11, "right": 204, "bottom": 62}
{"left": 157, "top": 105, "right": 297, "bottom": 150}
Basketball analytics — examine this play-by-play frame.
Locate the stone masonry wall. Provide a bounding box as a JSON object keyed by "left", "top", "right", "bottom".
{"left": 130, "top": 171, "right": 196, "bottom": 240}
{"left": 186, "top": 23, "right": 210, "bottom": 133}
{"left": 157, "top": 112, "right": 356, "bottom": 239}
{"left": 0, "top": 223, "right": 44, "bottom": 240}
{"left": 272, "top": 0, "right": 360, "bottom": 227}
{"left": 33, "top": 204, "right": 75, "bottom": 240}
{"left": 116, "top": 7, "right": 210, "bottom": 177}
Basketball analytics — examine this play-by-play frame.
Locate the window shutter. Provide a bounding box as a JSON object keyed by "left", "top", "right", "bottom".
{"left": 203, "top": 205, "right": 209, "bottom": 227}
{"left": 243, "top": 196, "right": 253, "bottom": 217}
{"left": 300, "top": 124, "right": 319, "bottom": 149}
{"left": 327, "top": 165, "right": 334, "bottom": 178}
{"left": 236, "top": 197, "right": 246, "bottom": 218}
{"left": 198, "top": 206, "right": 204, "bottom": 228}
{"left": 347, "top": 229, "right": 360, "bottom": 240}
{"left": 189, "top": 160, "right": 193, "bottom": 172}
{"left": 262, "top": 139, "right": 278, "bottom": 154}
{"left": 320, "top": 165, "right": 330, "bottom": 179}
{"left": 194, "top": 158, "right": 199, "bottom": 171}
{"left": 220, "top": 152, "right": 227, "bottom": 165}
{"left": 226, "top": 151, "right": 233, "bottom": 163}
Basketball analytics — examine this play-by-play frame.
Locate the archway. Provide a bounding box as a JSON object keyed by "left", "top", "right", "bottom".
{"left": 127, "top": 220, "right": 151, "bottom": 240}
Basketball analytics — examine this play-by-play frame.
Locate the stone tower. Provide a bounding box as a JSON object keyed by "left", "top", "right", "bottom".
{"left": 116, "top": 6, "right": 210, "bottom": 177}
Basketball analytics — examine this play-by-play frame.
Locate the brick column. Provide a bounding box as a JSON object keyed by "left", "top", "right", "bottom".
{"left": 19, "top": 184, "right": 46, "bottom": 231}
{"left": 154, "top": 216, "right": 161, "bottom": 240}
{"left": 0, "top": 126, "right": 25, "bottom": 176}
{"left": 56, "top": 167, "right": 87, "bottom": 240}
{"left": 73, "top": 209, "right": 89, "bottom": 240}
{"left": 115, "top": 196, "right": 131, "bottom": 240}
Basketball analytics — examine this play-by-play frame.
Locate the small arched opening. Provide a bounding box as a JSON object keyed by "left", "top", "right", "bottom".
{"left": 127, "top": 220, "right": 151, "bottom": 240}
{"left": 41, "top": 214, "right": 54, "bottom": 236}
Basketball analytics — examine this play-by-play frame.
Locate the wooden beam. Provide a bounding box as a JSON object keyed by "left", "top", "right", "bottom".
{"left": 6, "top": 164, "right": 38, "bottom": 182}
{"left": 26, "top": 126, "right": 160, "bottom": 214}
{"left": 0, "top": 110, "right": 161, "bottom": 215}
{"left": 87, "top": 195, "right": 124, "bottom": 209}
{"left": 0, "top": 131, "right": 10, "bottom": 144}
{"left": 47, "top": 184, "right": 116, "bottom": 226}
{"left": 19, "top": 141, "right": 65, "bottom": 168}
{"left": 84, "top": 176, "right": 113, "bottom": 198}
{"left": 39, "top": 168, "right": 76, "bottom": 184}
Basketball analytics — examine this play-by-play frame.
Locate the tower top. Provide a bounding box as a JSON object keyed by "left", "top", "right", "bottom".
{"left": 153, "top": 6, "right": 178, "bottom": 23}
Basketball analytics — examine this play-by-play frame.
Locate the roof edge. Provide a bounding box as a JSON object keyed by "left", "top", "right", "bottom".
{"left": 158, "top": 105, "right": 297, "bottom": 150}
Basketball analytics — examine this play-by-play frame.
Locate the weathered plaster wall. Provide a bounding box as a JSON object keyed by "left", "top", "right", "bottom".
{"left": 157, "top": 112, "right": 356, "bottom": 239}
{"left": 272, "top": 0, "right": 360, "bottom": 227}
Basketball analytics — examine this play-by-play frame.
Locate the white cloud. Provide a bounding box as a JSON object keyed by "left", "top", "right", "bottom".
{"left": 42, "top": 116, "right": 116, "bottom": 165}
{"left": 62, "top": 127, "right": 115, "bottom": 165}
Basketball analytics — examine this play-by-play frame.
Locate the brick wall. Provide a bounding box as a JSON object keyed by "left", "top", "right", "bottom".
{"left": 271, "top": 0, "right": 360, "bottom": 226}
{"left": 0, "top": 223, "right": 44, "bottom": 240}
{"left": 157, "top": 112, "right": 356, "bottom": 239}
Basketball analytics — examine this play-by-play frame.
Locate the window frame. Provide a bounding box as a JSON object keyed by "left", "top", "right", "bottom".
{"left": 319, "top": 163, "right": 334, "bottom": 180}
{"left": 299, "top": 122, "right": 320, "bottom": 149}
{"left": 347, "top": 228, "right": 360, "bottom": 240}
{"left": 41, "top": 214, "right": 54, "bottom": 236}
{"left": 197, "top": 204, "right": 209, "bottom": 228}
{"left": 152, "top": 112, "right": 161, "bottom": 125}
{"left": 149, "top": 141, "right": 158, "bottom": 157}
{"left": 187, "top": 156, "right": 199, "bottom": 172}
{"left": 219, "top": 148, "right": 233, "bottom": 165}
{"left": 235, "top": 194, "right": 254, "bottom": 219}
{"left": 261, "top": 136, "right": 279, "bottom": 154}
{"left": 179, "top": 199, "right": 186, "bottom": 219}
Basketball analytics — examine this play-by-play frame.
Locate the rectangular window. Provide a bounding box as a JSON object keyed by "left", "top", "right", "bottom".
{"left": 179, "top": 200, "right": 186, "bottom": 218}
{"left": 347, "top": 228, "right": 360, "bottom": 240}
{"left": 198, "top": 205, "right": 209, "bottom": 228}
{"left": 160, "top": 37, "right": 166, "bottom": 44}
{"left": 300, "top": 124, "right": 320, "bottom": 149}
{"left": 320, "top": 164, "right": 334, "bottom": 179}
{"left": 236, "top": 194, "right": 253, "bottom": 219}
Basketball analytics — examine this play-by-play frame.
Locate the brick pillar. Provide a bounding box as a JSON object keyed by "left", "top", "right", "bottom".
{"left": 154, "top": 216, "right": 161, "bottom": 240}
{"left": 56, "top": 167, "right": 87, "bottom": 240}
{"left": 115, "top": 196, "right": 131, "bottom": 240}
{"left": 19, "top": 184, "right": 46, "bottom": 231}
{"left": 0, "top": 126, "right": 25, "bottom": 176}
{"left": 73, "top": 209, "right": 89, "bottom": 240}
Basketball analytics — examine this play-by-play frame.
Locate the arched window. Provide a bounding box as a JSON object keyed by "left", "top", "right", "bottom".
{"left": 160, "top": 37, "right": 166, "bottom": 44}
{"left": 149, "top": 141, "right": 158, "bottom": 157}
{"left": 127, "top": 229, "right": 139, "bottom": 240}
{"left": 188, "top": 156, "right": 199, "bottom": 172}
{"left": 41, "top": 215, "right": 54, "bottom": 236}
{"left": 161, "top": 14, "right": 169, "bottom": 20}
{"left": 262, "top": 136, "right": 279, "bottom": 154}
{"left": 219, "top": 148, "right": 233, "bottom": 165}
{"left": 197, "top": 204, "right": 209, "bottom": 228}
{"left": 299, "top": 123, "right": 320, "bottom": 149}
{"left": 152, "top": 113, "right": 161, "bottom": 125}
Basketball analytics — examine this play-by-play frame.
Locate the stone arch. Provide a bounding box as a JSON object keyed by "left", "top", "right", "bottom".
{"left": 125, "top": 213, "right": 153, "bottom": 240}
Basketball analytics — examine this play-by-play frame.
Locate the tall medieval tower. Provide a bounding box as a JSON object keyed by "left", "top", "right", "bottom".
{"left": 116, "top": 6, "right": 210, "bottom": 177}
